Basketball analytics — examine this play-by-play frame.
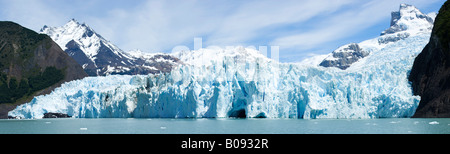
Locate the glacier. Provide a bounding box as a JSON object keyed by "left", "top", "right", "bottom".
{"left": 8, "top": 34, "right": 428, "bottom": 119}
{"left": 9, "top": 4, "right": 434, "bottom": 119}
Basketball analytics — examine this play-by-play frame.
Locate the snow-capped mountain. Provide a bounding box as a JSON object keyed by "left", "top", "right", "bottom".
{"left": 381, "top": 4, "right": 434, "bottom": 36}
{"left": 8, "top": 4, "right": 432, "bottom": 119}
{"left": 320, "top": 4, "right": 434, "bottom": 70}
{"left": 40, "top": 19, "right": 180, "bottom": 76}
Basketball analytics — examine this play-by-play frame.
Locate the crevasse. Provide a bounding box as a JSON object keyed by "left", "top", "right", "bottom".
{"left": 8, "top": 34, "right": 429, "bottom": 119}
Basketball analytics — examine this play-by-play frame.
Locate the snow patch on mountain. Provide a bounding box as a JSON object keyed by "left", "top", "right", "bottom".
{"left": 298, "top": 54, "right": 329, "bottom": 66}
{"left": 41, "top": 19, "right": 119, "bottom": 62}
{"left": 381, "top": 4, "right": 433, "bottom": 36}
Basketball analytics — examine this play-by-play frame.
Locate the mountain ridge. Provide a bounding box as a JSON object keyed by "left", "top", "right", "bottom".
{"left": 319, "top": 3, "right": 434, "bottom": 70}
{"left": 40, "top": 19, "right": 181, "bottom": 76}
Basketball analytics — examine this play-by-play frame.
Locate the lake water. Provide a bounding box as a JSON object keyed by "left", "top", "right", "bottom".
{"left": 0, "top": 118, "right": 449, "bottom": 134}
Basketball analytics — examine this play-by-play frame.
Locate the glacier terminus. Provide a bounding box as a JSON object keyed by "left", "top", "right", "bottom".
{"left": 8, "top": 4, "right": 434, "bottom": 119}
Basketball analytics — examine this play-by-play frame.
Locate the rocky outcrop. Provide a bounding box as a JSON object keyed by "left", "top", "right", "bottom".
{"left": 409, "top": 1, "right": 450, "bottom": 118}
{"left": 319, "top": 43, "right": 369, "bottom": 70}
{"left": 381, "top": 4, "right": 434, "bottom": 36}
{"left": 320, "top": 4, "right": 434, "bottom": 70}
{"left": 43, "top": 112, "right": 71, "bottom": 118}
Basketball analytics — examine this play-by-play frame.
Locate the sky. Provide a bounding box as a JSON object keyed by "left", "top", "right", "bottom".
{"left": 0, "top": 0, "right": 446, "bottom": 62}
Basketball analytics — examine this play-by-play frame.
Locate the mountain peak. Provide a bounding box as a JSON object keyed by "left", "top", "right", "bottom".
{"left": 40, "top": 19, "right": 111, "bottom": 64}
{"left": 69, "top": 18, "right": 78, "bottom": 23}
{"left": 381, "top": 4, "right": 433, "bottom": 36}
{"left": 40, "top": 19, "right": 181, "bottom": 76}
{"left": 63, "top": 18, "right": 94, "bottom": 33}
{"left": 65, "top": 18, "right": 81, "bottom": 27}
{"left": 399, "top": 3, "right": 413, "bottom": 9}
{"left": 319, "top": 3, "right": 434, "bottom": 70}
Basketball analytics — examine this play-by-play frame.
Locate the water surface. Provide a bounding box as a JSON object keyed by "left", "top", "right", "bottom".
{"left": 0, "top": 118, "right": 449, "bottom": 134}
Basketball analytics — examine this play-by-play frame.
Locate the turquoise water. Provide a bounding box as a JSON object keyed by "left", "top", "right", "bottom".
{"left": 0, "top": 118, "right": 449, "bottom": 134}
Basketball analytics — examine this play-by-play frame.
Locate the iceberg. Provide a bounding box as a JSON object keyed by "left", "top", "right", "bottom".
{"left": 8, "top": 33, "right": 428, "bottom": 119}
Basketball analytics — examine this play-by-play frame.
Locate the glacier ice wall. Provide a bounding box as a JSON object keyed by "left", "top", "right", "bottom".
{"left": 8, "top": 35, "right": 429, "bottom": 119}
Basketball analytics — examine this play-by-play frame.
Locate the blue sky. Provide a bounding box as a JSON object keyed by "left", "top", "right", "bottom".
{"left": 0, "top": 0, "right": 446, "bottom": 62}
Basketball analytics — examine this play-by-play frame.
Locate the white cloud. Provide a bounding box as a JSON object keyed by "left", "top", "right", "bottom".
{"left": 205, "top": 0, "right": 355, "bottom": 46}
{"left": 271, "top": 0, "right": 444, "bottom": 57}
{"left": 87, "top": 0, "right": 227, "bottom": 52}
{"left": 84, "top": 0, "right": 359, "bottom": 52}
{"left": 270, "top": 0, "right": 399, "bottom": 50}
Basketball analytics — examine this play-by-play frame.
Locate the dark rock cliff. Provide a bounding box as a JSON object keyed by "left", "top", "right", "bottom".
{"left": 0, "top": 21, "right": 87, "bottom": 118}
{"left": 409, "top": 1, "right": 450, "bottom": 118}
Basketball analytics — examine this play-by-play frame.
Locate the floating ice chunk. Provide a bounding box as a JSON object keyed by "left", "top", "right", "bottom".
{"left": 428, "top": 121, "right": 439, "bottom": 125}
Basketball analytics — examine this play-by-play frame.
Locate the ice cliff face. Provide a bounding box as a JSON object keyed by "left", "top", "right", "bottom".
{"left": 8, "top": 4, "right": 432, "bottom": 119}
{"left": 9, "top": 32, "right": 428, "bottom": 119}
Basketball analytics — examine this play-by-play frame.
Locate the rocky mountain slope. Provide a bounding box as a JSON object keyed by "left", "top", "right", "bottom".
{"left": 40, "top": 19, "right": 180, "bottom": 76}
{"left": 409, "top": 1, "right": 450, "bottom": 118}
{"left": 0, "top": 21, "right": 87, "bottom": 118}
{"left": 320, "top": 4, "right": 434, "bottom": 70}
